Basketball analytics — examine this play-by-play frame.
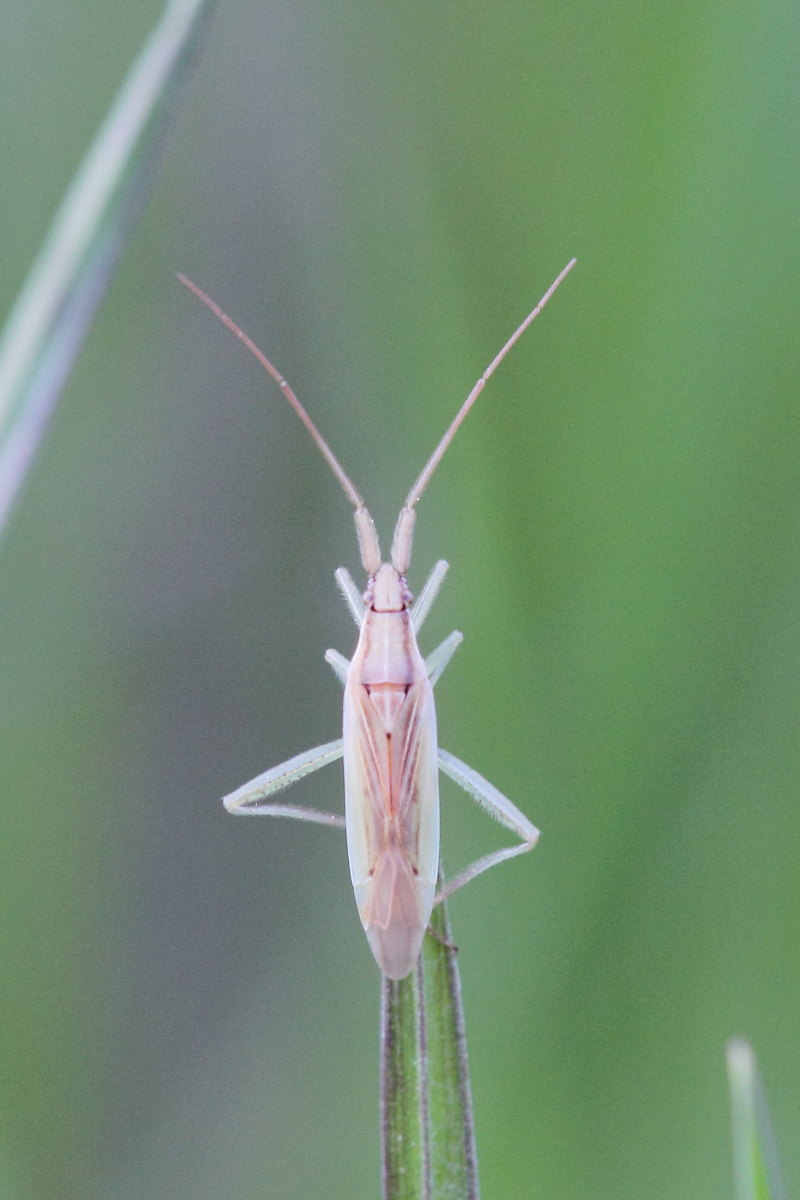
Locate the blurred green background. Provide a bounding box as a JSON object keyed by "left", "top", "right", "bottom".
{"left": 1, "top": 1, "right": 798, "bottom": 1197}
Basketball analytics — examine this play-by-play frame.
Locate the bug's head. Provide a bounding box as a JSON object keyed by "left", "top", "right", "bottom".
{"left": 365, "top": 562, "right": 410, "bottom": 613}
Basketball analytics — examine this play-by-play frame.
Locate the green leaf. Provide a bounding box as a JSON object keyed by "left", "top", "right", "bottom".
{"left": 380, "top": 884, "right": 479, "bottom": 1200}
{"left": 726, "top": 1038, "right": 784, "bottom": 1200}
{"left": 381, "top": 963, "right": 430, "bottom": 1200}
{"left": 0, "top": 0, "right": 216, "bottom": 536}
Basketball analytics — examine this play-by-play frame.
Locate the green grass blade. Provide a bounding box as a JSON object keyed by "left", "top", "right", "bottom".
{"left": 422, "top": 894, "right": 480, "bottom": 1199}
{"left": 381, "top": 963, "right": 431, "bottom": 1200}
{"left": 0, "top": 0, "right": 217, "bottom": 536}
{"left": 726, "top": 1038, "right": 785, "bottom": 1200}
{"left": 380, "top": 883, "right": 479, "bottom": 1200}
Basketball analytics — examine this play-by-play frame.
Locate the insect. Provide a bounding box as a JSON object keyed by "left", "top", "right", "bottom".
{"left": 179, "top": 259, "right": 576, "bottom": 978}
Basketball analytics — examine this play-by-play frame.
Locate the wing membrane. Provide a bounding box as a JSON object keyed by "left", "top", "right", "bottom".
{"left": 343, "top": 676, "right": 439, "bottom": 977}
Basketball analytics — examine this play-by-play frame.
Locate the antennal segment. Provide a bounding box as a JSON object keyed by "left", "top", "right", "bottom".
{"left": 390, "top": 257, "right": 576, "bottom": 573}
{"left": 178, "top": 275, "right": 381, "bottom": 575}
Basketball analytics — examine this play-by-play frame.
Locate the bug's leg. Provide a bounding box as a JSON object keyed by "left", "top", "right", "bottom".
{"left": 425, "top": 631, "right": 463, "bottom": 687}
{"left": 425, "top": 923, "right": 459, "bottom": 951}
{"left": 410, "top": 559, "right": 449, "bottom": 632}
{"left": 224, "top": 738, "right": 345, "bottom": 828}
{"left": 335, "top": 567, "right": 365, "bottom": 626}
{"left": 433, "top": 748, "right": 540, "bottom": 904}
{"left": 325, "top": 648, "right": 350, "bottom": 686}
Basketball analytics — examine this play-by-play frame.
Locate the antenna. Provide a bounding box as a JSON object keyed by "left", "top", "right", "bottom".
{"left": 178, "top": 275, "right": 381, "bottom": 575}
{"left": 390, "top": 257, "right": 577, "bottom": 573}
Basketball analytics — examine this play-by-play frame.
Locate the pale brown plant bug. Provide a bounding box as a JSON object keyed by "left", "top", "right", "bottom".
{"left": 180, "top": 258, "right": 576, "bottom": 977}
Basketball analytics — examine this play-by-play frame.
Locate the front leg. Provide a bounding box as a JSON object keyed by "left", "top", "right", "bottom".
{"left": 410, "top": 559, "right": 449, "bottom": 631}
{"left": 424, "top": 631, "right": 463, "bottom": 686}
{"left": 334, "top": 568, "right": 365, "bottom": 626}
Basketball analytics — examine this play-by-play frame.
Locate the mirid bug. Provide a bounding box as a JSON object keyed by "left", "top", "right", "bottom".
{"left": 180, "top": 259, "right": 575, "bottom": 978}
